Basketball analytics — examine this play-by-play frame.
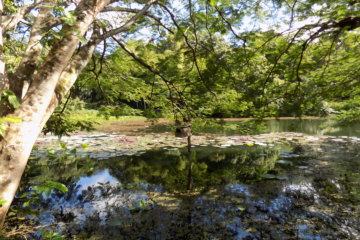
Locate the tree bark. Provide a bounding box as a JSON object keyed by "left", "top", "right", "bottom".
{"left": 0, "top": 0, "right": 6, "bottom": 90}
{"left": 9, "top": 0, "right": 55, "bottom": 99}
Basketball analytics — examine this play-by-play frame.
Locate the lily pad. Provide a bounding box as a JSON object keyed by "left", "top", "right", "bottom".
{"left": 276, "top": 160, "right": 293, "bottom": 165}
{"left": 260, "top": 173, "right": 277, "bottom": 179}
{"left": 236, "top": 205, "right": 246, "bottom": 211}
{"left": 107, "top": 220, "right": 123, "bottom": 226}
{"left": 260, "top": 174, "right": 287, "bottom": 180}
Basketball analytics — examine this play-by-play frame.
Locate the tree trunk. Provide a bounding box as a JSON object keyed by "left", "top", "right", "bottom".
{"left": 0, "top": 0, "right": 6, "bottom": 90}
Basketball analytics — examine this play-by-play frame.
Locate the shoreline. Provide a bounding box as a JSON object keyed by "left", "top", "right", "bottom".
{"left": 95, "top": 117, "right": 331, "bottom": 135}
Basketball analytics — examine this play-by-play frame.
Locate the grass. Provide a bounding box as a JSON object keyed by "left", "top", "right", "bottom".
{"left": 67, "top": 109, "right": 146, "bottom": 122}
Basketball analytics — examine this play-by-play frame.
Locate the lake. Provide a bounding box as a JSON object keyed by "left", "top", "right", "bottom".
{"left": 146, "top": 119, "right": 360, "bottom": 137}
{"left": 5, "top": 119, "right": 360, "bottom": 239}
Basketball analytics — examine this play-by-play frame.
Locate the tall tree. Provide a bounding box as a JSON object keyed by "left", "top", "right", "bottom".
{"left": 0, "top": 0, "right": 156, "bottom": 228}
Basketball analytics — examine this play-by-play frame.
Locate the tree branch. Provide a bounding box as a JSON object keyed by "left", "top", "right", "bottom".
{"left": 158, "top": 2, "right": 216, "bottom": 97}
{"left": 97, "top": 0, "right": 157, "bottom": 41}
{"left": 102, "top": 6, "right": 173, "bottom": 33}
{"left": 9, "top": 0, "right": 56, "bottom": 99}
{"left": 0, "top": 0, "right": 5, "bottom": 90}
{"left": 1, "top": 0, "right": 41, "bottom": 33}
{"left": 111, "top": 36, "right": 192, "bottom": 119}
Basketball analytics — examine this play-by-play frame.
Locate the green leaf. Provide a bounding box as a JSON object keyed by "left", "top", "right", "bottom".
{"left": 139, "top": 199, "right": 147, "bottom": 209}
{"left": 1, "top": 89, "right": 13, "bottom": 96}
{"left": 60, "top": 10, "right": 77, "bottom": 26}
{"left": 0, "top": 123, "right": 6, "bottom": 136}
{"left": 236, "top": 205, "right": 246, "bottom": 211}
{"left": 74, "top": 29, "right": 87, "bottom": 44}
{"left": 60, "top": 142, "right": 67, "bottom": 150}
{"left": 210, "top": 0, "right": 217, "bottom": 7}
{"left": 44, "top": 181, "right": 68, "bottom": 193}
{"left": 77, "top": 35, "right": 88, "bottom": 45}
{"left": 81, "top": 143, "right": 89, "bottom": 148}
{"left": 0, "top": 198, "right": 7, "bottom": 206}
{"left": 34, "top": 181, "right": 68, "bottom": 197}
{"left": 276, "top": 160, "right": 293, "bottom": 165}
{"left": 3, "top": 116, "right": 21, "bottom": 123}
{"left": 8, "top": 95, "right": 20, "bottom": 108}
{"left": 47, "top": 149, "right": 56, "bottom": 155}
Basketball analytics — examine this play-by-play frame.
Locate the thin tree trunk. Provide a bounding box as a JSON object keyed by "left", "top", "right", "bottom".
{"left": 0, "top": 0, "right": 6, "bottom": 90}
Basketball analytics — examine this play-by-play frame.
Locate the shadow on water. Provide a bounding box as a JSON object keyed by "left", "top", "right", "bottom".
{"left": 7, "top": 141, "right": 360, "bottom": 239}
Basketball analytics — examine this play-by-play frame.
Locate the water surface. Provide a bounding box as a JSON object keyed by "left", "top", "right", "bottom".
{"left": 10, "top": 136, "right": 360, "bottom": 239}
{"left": 147, "top": 119, "right": 360, "bottom": 137}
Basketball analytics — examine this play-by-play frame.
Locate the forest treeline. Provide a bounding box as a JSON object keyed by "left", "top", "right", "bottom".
{"left": 72, "top": 30, "right": 359, "bottom": 123}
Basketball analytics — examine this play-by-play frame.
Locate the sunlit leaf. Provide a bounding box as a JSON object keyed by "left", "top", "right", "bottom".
{"left": 8, "top": 95, "right": 20, "bottom": 108}
{"left": 276, "top": 160, "right": 293, "bottom": 165}
{"left": 236, "top": 205, "right": 246, "bottom": 211}
{"left": 81, "top": 143, "right": 89, "bottom": 148}
{"left": 0, "top": 198, "right": 7, "bottom": 206}
{"left": 60, "top": 142, "right": 67, "bottom": 150}
{"left": 3, "top": 116, "right": 21, "bottom": 122}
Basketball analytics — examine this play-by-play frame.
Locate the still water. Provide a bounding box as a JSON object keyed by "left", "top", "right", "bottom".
{"left": 6, "top": 120, "right": 360, "bottom": 239}
{"left": 147, "top": 119, "right": 360, "bottom": 137}
{"left": 265, "top": 119, "right": 360, "bottom": 137}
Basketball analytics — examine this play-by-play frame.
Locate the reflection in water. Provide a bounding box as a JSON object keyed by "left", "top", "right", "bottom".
{"left": 76, "top": 169, "right": 119, "bottom": 191}
{"left": 265, "top": 119, "right": 360, "bottom": 137}
{"left": 99, "top": 146, "right": 279, "bottom": 191}
{"left": 147, "top": 119, "right": 360, "bottom": 137}
{"left": 10, "top": 142, "right": 360, "bottom": 239}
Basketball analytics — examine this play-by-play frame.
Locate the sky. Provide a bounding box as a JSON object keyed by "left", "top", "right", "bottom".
{"left": 18, "top": 0, "right": 320, "bottom": 53}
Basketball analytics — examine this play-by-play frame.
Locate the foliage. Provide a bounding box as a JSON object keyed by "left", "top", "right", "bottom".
{"left": 236, "top": 120, "right": 266, "bottom": 135}
{"left": 74, "top": 26, "right": 360, "bottom": 122}
{"left": 0, "top": 198, "right": 6, "bottom": 207}
{"left": 97, "top": 105, "right": 143, "bottom": 120}
{"left": 0, "top": 89, "right": 21, "bottom": 136}
{"left": 38, "top": 229, "right": 64, "bottom": 240}
{"left": 334, "top": 96, "right": 360, "bottom": 125}
{"left": 42, "top": 113, "right": 96, "bottom": 138}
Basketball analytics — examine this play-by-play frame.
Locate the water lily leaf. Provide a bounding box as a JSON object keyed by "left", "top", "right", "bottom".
{"left": 275, "top": 176, "right": 288, "bottom": 180}
{"left": 276, "top": 160, "right": 293, "bottom": 165}
{"left": 108, "top": 220, "right": 122, "bottom": 226}
{"left": 81, "top": 143, "right": 89, "bottom": 148}
{"left": 260, "top": 173, "right": 277, "bottom": 179}
{"left": 236, "top": 205, "right": 246, "bottom": 211}
{"left": 47, "top": 149, "right": 56, "bottom": 155}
